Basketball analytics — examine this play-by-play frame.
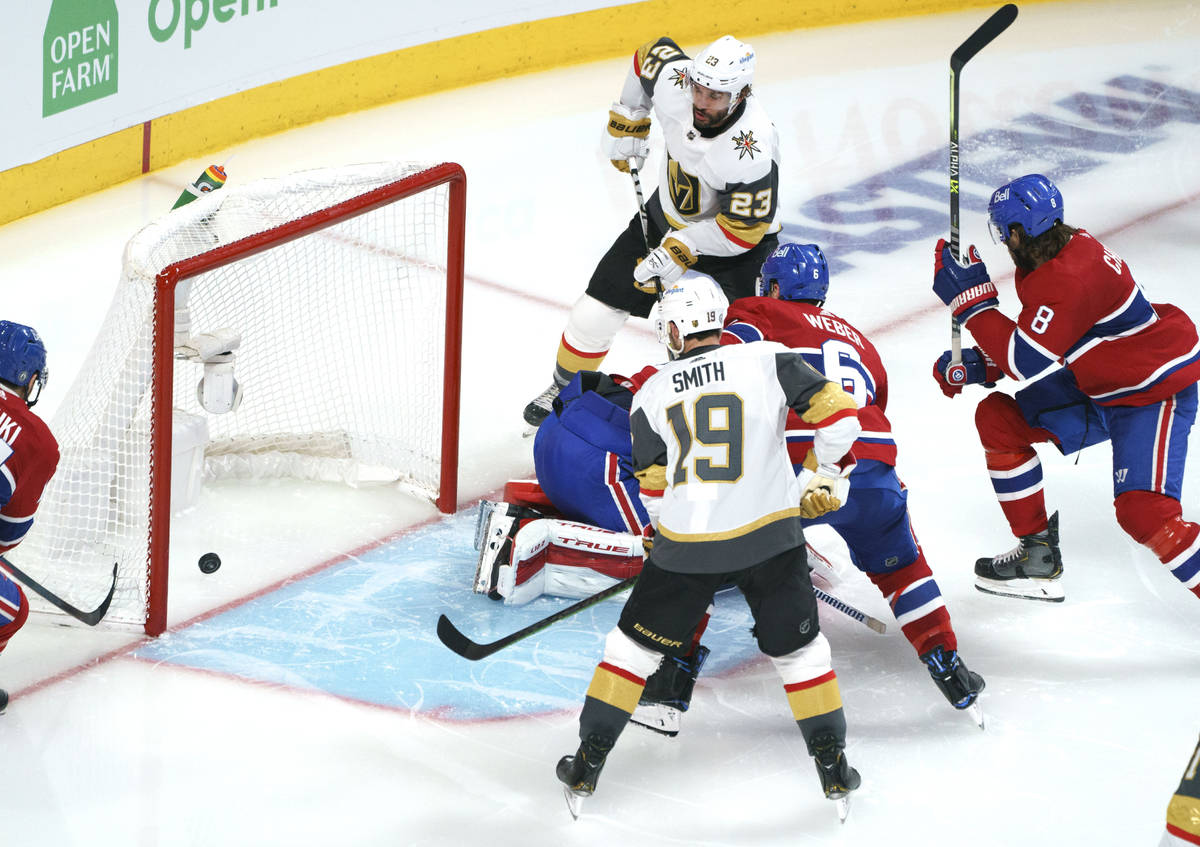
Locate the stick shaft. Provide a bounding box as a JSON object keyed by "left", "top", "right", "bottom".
{"left": 948, "top": 4, "right": 1018, "bottom": 363}
{"left": 438, "top": 575, "right": 637, "bottom": 660}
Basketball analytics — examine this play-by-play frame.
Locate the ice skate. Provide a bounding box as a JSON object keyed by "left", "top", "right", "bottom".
{"left": 975, "top": 511, "right": 1064, "bottom": 602}
{"left": 523, "top": 382, "right": 562, "bottom": 429}
{"left": 472, "top": 500, "right": 541, "bottom": 598}
{"left": 921, "top": 645, "right": 986, "bottom": 729}
{"left": 629, "top": 645, "right": 709, "bottom": 737}
{"left": 556, "top": 733, "right": 614, "bottom": 820}
{"left": 810, "top": 733, "right": 860, "bottom": 823}
{"left": 0, "top": 688, "right": 7, "bottom": 715}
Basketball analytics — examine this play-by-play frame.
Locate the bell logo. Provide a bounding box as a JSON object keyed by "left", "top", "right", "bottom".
{"left": 993, "top": 187, "right": 1011, "bottom": 203}
{"left": 43, "top": 0, "right": 119, "bottom": 117}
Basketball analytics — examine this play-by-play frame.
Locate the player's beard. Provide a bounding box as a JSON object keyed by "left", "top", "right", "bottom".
{"left": 692, "top": 106, "right": 726, "bottom": 130}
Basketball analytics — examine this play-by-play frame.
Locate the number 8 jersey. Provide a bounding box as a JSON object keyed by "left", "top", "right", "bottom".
{"left": 630, "top": 341, "right": 859, "bottom": 574}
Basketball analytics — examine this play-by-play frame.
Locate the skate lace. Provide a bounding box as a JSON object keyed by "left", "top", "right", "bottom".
{"left": 992, "top": 541, "right": 1026, "bottom": 565}
{"left": 530, "top": 384, "right": 560, "bottom": 410}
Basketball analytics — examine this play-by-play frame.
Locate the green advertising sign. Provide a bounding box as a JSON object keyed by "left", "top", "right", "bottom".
{"left": 43, "top": 0, "right": 119, "bottom": 117}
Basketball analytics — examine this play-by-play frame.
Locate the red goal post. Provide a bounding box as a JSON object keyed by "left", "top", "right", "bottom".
{"left": 11, "top": 161, "right": 465, "bottom": 635}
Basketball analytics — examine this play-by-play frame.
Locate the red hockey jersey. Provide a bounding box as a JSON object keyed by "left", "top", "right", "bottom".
{"left": 721, "top": 297, "right": 897, "bottom": 467}
{"left": 0, "top": 384, "right": 60, "bottom": 552}
{"left": 966, "top": 230, "right": 1200, "bottom": 406}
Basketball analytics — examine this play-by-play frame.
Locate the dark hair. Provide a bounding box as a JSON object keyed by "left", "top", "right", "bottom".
{"left": 1007, "top": 221, "right": 1079, "bottom": 273}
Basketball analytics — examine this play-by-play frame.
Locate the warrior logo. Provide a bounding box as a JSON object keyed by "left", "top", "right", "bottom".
{"left": 731, "top": 129, "right": 760, "bottom": 160}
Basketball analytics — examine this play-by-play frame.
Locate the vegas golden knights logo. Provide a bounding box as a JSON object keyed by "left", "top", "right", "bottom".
{"left": 667, "top": 156, "right": 700, "bottom": 216}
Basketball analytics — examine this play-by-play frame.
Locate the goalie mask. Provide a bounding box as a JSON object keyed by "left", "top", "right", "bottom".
{"left": 0, "top": 320, "right": 48, "bottom": 407}
{"left": 688, "top": 35, "right": 755, "bottom": 113}
{"left": 758, "top": 242, "right": 829, "bottom": 302}
{"left": 653, "top": 274, "right": 729, "bottom": 355}
{"left": 988, "top": 173, "right": 1063, "bottom": 244}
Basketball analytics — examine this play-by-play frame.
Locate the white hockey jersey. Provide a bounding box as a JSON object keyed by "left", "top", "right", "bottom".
{"left": 617, "top": 37, "right": 782, "bottom": 259}
{"left": 630, "top": 342, "right": 859, "bottom": 574}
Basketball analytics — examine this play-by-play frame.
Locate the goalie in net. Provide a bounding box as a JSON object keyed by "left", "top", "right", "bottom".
{"left": 478, "top": 248, "right": 986, "bottom": 733}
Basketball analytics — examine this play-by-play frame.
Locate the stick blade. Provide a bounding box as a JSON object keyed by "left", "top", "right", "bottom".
{"left": 951, "top": 3, "right": 1018, "bottom": 71}
{"left": 76, "top": 562, "right": 118, "bottom": 626}
{"left": 436, "top": 614, "right": 488, "bottom": 661}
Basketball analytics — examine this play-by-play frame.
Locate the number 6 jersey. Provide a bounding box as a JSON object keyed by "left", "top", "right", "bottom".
{"left": 630, "top": 341, "right": 859, "bottom": 574}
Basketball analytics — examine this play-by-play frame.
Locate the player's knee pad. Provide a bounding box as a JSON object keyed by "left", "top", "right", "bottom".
{"left": 976, "top": 391, "right": 1039, "bottom": 453}
{"left": 1115, "top": 490, "right": 1184, "bottom": 546}
{"left": 563, "top": 294, "right": 630, "bottom": 353}
{"left": 769, "top": 631, "right": 833, "bottom": 687}
{"left": 601, "top": 626, "right": 664, "bottom": 680}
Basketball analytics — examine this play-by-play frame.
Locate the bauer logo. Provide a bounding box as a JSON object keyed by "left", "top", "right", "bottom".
{"left": 148, "top": 0, "right": 280, "bottom": 50}
{"left": 42, "top": 0, "right": 119, "bottom": 117}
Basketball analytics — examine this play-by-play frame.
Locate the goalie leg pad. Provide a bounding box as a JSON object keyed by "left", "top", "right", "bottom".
{"left": 495, "top": 518, "right": 644, "bottom": 605}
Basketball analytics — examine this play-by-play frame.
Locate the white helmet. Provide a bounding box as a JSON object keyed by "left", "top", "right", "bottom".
{"left": 688, "top": 35, "right": 755, "bottom": 97}
{"left": 653, "top": 273, "right": 729, "bottom": 355}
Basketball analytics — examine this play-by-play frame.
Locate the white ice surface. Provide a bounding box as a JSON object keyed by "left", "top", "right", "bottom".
{"left": 3, "top": 3, "right": 1200, "bottom": 845}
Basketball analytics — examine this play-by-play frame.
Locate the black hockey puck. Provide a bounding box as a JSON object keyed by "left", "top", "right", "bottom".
{"left": 198, "top": 552, "right": 221, "bottom": 574}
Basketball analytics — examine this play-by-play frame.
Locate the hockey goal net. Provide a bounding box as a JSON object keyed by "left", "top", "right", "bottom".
{"left": 9, "top": 161, "right": 465, "bottom": 635}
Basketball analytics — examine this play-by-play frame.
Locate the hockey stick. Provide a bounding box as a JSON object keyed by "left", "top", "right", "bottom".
{"left": 813, "top": 586, "right": 887, "bottom": 635}
{"left": 628, "top": 161, "right": 665, "bottom": 301}
{"left": 0, "top": 555, "right": 118, "bottom": 626}
{"left": 437, "top": 575, "right": 637, "bottom": 661}
{"left": 947, "top": 3, "right": 1018, "bottom": 382}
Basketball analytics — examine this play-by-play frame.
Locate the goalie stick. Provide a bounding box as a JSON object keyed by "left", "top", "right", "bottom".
{"left": 947, "top": 3, "right": 1018, "bottom": 382}
{"left": 0, "top": 555, "right": 117, "bottom": 626}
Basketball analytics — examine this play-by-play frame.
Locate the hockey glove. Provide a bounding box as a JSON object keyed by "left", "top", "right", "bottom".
{"left": 932, "top": 346, "right": 1003, "bottom": 398}
{"left": 798, "top": 457, "right": 851, "bottom": 520}
{"left": 932, "top": 239, "right": 998, "bottom": 321}
{"left": 633, "top": 236, "right": 696, "bottom": 292}
{"left": 605, "top": 103, "right": 652, "bottom": 173}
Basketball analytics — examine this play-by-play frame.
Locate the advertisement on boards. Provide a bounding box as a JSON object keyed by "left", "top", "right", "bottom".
{"left": 5, "top": 0, "right": 631, "bottom": 172}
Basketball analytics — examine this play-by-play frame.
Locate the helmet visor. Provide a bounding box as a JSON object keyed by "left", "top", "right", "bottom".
{"left": 987, "top": 216, "right": 1009, "bottom": 244}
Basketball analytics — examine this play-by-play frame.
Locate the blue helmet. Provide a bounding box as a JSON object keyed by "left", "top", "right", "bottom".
{"left": 0, "top": 321, "right": 48, "bottom": 406}
{"left": 757, "top": 242, "right": 829, "bottom": 302}
{"left": 988, "top": 174, "right": 1063, "bottom": 243}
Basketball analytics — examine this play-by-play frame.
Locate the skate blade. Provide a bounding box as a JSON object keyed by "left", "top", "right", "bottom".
{"left": 522, "top": 425, "right": 539, "bottom": 439}
{"left": 563, "top": 785, "right": 585, "bottom": 820}
{"left": 834, "top": 794, "right": 850, "bottom": 823}
{"left": 629, "top": 703, "right": 681, "bottom": 737}
{"left": 975, "top": 576, "right": 1065, "bottom": 603}
{"left": 472, "top": 500, "right": 495, "bottom": 551}
{"left": 965, "top": 700, "right": 985, "bottom": 730}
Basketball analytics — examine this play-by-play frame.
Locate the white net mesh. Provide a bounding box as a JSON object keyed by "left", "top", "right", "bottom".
{"left": 9, "top": 162, "right": 458, "bottom": 630}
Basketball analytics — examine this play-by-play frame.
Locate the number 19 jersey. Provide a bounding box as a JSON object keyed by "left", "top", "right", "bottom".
{"left": 630, "top": 341, "right": 858, "bottom": 574}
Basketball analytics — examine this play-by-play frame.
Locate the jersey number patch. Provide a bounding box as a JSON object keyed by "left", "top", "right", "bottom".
{"left": 665, "top": 393, "right": 744, "bottom": 485}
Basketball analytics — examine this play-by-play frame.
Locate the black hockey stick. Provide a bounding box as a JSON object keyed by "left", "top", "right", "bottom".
{"left": 628, "top": 162, "right": 665, "bottom": 300}
{"left": 0, "top": 555, "right": 118, "bottom": 626}
{"left": 947, "top": 3, "right": 1018, "bottom": 380}
{"left": 437, "top": 575, "right": 637, "bottom": 661}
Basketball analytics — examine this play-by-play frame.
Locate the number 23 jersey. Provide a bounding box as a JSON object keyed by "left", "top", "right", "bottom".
{"left": 629, "top": 341, "right": 859, "bottom": 573}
